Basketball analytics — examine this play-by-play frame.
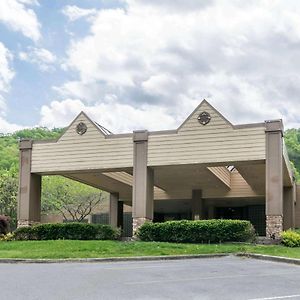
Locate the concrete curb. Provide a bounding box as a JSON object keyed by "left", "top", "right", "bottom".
{"left": 236, "top": 253, "right": 300, "bottom": 266}
{"left": 0, "top": 253, "right": 229, "bottom": 264}
{"left": 1, "top": 253, "right": 300, "bottom": 265}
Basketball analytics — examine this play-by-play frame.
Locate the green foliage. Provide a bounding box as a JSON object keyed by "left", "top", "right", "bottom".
{"left": 281, "top": 230, "right": 300, "bottom": 247}
{"left": 14, "top": 223, "right": 120, "bottom": 241}
{"left": 0, "top": 173, "right": 18, "bottom": 229}
{"left": 0, "top": 232, "right": 14, "bottom": 242}
{"left": 138, "top": 219, "right": 256, "bottom": 243}
{"left": 1, "top": 240, "right": 300, "bottom": 259}
{"left": 11, "top": 127, "right": 63, "bottom": 140}
{"left": 42, "top": 176, "right": 104, "bottom": 221}
{"left": 284, "top": 129, "right": 300, "bottom": 181}
{"left": 0, "top": 215, "right": 10, "bottom": 234}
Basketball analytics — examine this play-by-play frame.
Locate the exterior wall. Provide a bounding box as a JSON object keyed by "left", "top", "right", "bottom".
{"left": 148, "top": 101, "right": 266, "bottom": 167}
{"left": 283, "top": 141, "right": 294, "bottom": 186}
{"left": 31, "top": 102, "right": 266, "bottom": 174}
{"left": 296, "top": 185, "right": 300, "bottom": 228}
{"left": 41, "top": 214, "right": 63, "bottom": 223}
{"left": 283, "top": 185, "right": 295, "bottom": 230}
{"left": 31, "top": 113, "right": 133, "bottom": 173}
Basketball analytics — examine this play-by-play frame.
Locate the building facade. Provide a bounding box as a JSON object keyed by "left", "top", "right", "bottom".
{"left": 17, "top": 100, "right": 300, "bottom": 238}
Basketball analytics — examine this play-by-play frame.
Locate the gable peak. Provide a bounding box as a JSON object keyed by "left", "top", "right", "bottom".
{"left": 177, "top": 99, "right": 233, "bottom": 131}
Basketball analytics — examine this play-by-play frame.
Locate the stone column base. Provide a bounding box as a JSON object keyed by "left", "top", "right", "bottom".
{"left": 17, "top": 220, "right": 39, "bottom": 228}
{"left": 132, "top": 217, "right": 151, "bottom": 237}
{"left": 266, "top": 215, "right": 283, "bottom": 239}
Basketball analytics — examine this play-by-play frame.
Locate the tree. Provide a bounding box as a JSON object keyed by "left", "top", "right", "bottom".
{"left": 42, "top": 176, "right": 105, "bottom": 222}
{"left": 0, "top": 171, "right": 18, "bottom": 229}
{"left": 284, "top": 129, "right": 300, "bottom": 181}
{"left": 0, "top": 215, "right": 10, "bottom": 234}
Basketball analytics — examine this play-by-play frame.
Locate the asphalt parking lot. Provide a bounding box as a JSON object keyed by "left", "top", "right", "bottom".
{"left": 1, "top": 256, "right": 300, "bottom": 300}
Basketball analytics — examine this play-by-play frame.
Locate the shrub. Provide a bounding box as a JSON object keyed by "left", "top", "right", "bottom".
{"left": 14, "top": 223, "right": 120, "bottom": 241}
{"left": 138, "top": 219, "right": 256, "bottom": 243}
{"left": 281, "top": 230, "right": 300, "bottom": 247}
{"left": 13, "top": 226, "right": 34, "bottom": 240}
{"left": 0, "top": 215, "right": 10, "bottom": 235}
{"left": 0, "top": 232, "right": 14, "bottom": 242}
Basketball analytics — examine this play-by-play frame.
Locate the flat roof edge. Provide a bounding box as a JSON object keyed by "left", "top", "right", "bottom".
{"left": 233, "top": 122, "right": 266, "bottom": 129}
{"left": 31, "top": 121, "right": 267, "bottom": 144}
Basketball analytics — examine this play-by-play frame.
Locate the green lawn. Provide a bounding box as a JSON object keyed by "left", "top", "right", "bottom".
{"left": 0, "top": 240, "right": 299, "bottom": 259}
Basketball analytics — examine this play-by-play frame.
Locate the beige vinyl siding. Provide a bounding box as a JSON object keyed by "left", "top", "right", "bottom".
{"left": 31, "top": 102, "right": 266, "bottom": 174}
{"left": 31, "top": 114, "right": 133, "bottom": 173}
{"left": 207, "top": 167, "right": 231, "bottom": 188}
{"left": 148, "top": 102, "right": 266, "bottom": 166}
{"left": 203, "top": 169, "right": 260, "bottom": 198}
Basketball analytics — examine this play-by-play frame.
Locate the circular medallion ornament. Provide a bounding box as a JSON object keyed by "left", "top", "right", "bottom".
{"left": 197, "top": 111, "right": 211, "bottom": 125}
{"left": 76, "top": 122, "right": 87, "bottom": 135}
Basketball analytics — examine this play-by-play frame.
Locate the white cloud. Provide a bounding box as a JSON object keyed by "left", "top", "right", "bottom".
{"left": 18, "top": 0, "right": 39, "bottom": 5}
{"left": 0, "top": 43, "right": 14, "bottom": 114}
{"left": 19, "top": 47, "right": 56, "bottom": 72}
{"left": 51, "top": 1, "right": 300, "bottom": 131}
{"left": 0, "top": 116, "right": 23, "bottom": 133}
{"left": 0, "top": 43, "right": 14, "bottom": 93}
{"left": 0, "top": 0, "right": 40, "bottom": 42}
{"left": 53, "top": 81, "right": 103, "bottom": 103}
{"left": 0, "top": 42, "right": 23, "bottom": 133}
{"left": 62, "top": 5, "right": 97, "bottom": 22}
{"left": 39, "top": 98, "right": 177, "bottom": 132}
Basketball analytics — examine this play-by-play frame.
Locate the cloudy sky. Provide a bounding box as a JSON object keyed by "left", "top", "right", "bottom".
{"left": 0, "top": 0, "right": 300, "bottom": 133}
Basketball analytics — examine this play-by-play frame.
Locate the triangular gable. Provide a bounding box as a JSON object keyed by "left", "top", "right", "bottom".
{"left": 177, "top": 99, "right": 233, "bottom": 132}
{"left": 57, "top": 111, "right": 108, "bottom": 142}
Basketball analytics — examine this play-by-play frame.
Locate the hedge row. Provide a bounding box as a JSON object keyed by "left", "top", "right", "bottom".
{"left": 138, "top": 219, "right": 256, "bottom": 243}
{"left": 14, "top": 223, "right": 120, "bottom": 241}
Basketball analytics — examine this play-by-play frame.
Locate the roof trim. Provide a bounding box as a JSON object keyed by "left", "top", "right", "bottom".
{"left": 233, "top": 122, "right": 265, "bottom": 129}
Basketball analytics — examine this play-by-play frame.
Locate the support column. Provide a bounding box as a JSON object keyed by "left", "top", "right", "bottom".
{"left": 18, "top": 139, "right": 41, "bottom": 227}
{"left": 191, "top": 190, "right": 204, "bottom": 220}
{"left": 117, "top": 201, "right": 124, "bottom": 228}
{"left": 132, "top": 130, "right": 154, "bottom": 235}
{"left": 109, "top": 192, "right": 119, "bottom": 228}
{"left": 265, "top": 120, "right": 283, "bottom": 239}
{"left": 283, "top": 184, "right": 296, "bottom": 230}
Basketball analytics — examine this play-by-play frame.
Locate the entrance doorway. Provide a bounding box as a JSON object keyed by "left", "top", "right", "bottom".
{"left": 215, "top": 205, "right": 266, "bottom": 236}
{"left": 216, "top": 207, "right": 247, "bottom": 220}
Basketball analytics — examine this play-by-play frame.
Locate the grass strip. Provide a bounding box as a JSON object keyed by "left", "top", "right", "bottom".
{"left": 0, "top": 240, "right": 299, "bottom": 260}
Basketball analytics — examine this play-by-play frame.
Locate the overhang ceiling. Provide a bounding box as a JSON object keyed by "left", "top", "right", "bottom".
{"left": 61, "top": 162, "right": 266, "bottom": 201}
